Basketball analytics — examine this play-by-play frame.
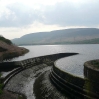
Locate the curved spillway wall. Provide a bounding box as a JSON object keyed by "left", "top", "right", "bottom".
{"left": 84, "top": 61, "right": 99, "bottom": 83}
{"left": 1, "top": 52, "right": 99, "bottom": 98}
{"left": 50, "top": 57, "right": 99, "bottom": 99}
{"left": 0, "top": 53, "right": 77, "bottom": 86}
{"left": 0, "top": 53, "right": 78, "bottom": 72}
{"left": 84, "top": 61, "right": 99, "bottom": 96}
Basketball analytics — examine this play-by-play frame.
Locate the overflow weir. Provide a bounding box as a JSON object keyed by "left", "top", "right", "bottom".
{"left": 0, "top": 53, "right": 99, "bottom": 99}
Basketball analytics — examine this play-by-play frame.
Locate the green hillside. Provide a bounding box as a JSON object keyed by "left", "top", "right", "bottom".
{"left": 73, "top": 38, "right": 99, "bottom": 44}
{"left": 0, "top": 36, "right": 12, "bottom": 45}
{"left": 0, "top": 36, "right": 29, "bottom": 61}
{"left": 12, "top": 28, "right": 99, "bottom": 45}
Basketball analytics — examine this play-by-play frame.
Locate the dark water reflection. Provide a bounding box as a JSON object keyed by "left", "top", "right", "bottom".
{"left": 11, "top": 44, "right": 99, "bottom": 77}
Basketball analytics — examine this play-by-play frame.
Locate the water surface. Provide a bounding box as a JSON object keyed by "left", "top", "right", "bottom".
{"left": 11, "top": 44, "right": 99, "bottom": 77}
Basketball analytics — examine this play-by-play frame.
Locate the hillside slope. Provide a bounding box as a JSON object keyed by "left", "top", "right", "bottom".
{"left": 0, "top": 36, "right": 29, "bottom": 61}
{"left": 0, "top": 36, "right": 12, "bottom": 45}
{"left": 12, "top": 28, "right": 99, "bottom": 45}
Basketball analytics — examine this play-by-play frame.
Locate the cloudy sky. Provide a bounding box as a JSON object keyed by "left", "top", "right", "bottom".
{"left": 0, "top": 0, "right": 99, "bottom": 39}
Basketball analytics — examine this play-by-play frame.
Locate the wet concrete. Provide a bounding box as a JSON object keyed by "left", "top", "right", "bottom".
{"left": 1, "top": 68, "right": 20, "bottom": 78}
{"left": 34, "top": 70, "right": 70, "bottom": 99}
{"left": 2, "top": 53, "right": 77, "bottom": 99}
{"left": 4, "top": 64, "right": 51, "bottom": 99}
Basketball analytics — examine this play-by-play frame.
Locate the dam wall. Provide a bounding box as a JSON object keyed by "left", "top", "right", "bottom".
{"left": 0, "top": 53, "right": 77, "bottom": 86}
{"left": 84, "top": 61, "right": 99, "bottom": 96}
{"left": 50, "top": 59, "right": 99, "bottom": 99}
{"left": 1, "top": 52, "right": 99, "bottom": 99}
{"left": 84, "top": 61, "right": 99, "bottom": 83}
{"left": 0, "top": 53, "right": 77, "bottom": 72}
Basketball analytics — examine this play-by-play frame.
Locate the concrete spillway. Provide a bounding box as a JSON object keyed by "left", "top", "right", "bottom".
{"left": 1, "top": 53, "right": 77, "bottom": 99}
{"left": 1, "top": 53, "right": 99, "bottom": 99}
{"left": 50, "top": 54, "right": 99, "bottom": 99}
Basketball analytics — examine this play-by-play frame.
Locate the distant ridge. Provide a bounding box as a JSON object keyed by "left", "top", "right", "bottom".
{"left": 12, "top": 28, "right": 99, "bottom": 45}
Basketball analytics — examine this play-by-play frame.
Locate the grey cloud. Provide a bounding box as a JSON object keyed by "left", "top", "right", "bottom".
{"left": 41, "top": 1, "right": 99, "bottom": 27}
{"left": 0, "top": 1, "right": 99, "bottom": 27}
{"left": 0, "top": 3, "right": 43, "bottom": 27}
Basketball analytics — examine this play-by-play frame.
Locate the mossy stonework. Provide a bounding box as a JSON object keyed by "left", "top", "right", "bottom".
{"left": 84, "top": 60, "right": 99, "bottom": 96}
{"left": 50, "top": 59, "right": 99, "bottom": 99}
{"left": 84, "top": 60, "right": 99, "bottom": 82}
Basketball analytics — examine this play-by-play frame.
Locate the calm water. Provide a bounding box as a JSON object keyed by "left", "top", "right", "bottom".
{"left": 11, "top": 44, "right": 99, "bottom": 78}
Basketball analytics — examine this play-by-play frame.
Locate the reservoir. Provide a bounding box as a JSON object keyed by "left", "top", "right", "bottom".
{"left": 11, "top": 44, "right": 99, "bottom": 77}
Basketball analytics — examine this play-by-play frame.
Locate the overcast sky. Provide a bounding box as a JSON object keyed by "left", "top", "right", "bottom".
{"left": 0, "top": 0, "right": 99, "bottom": 39}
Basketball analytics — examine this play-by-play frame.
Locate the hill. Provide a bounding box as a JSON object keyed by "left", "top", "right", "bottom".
{"left": 0, "top": 36, "right": 29, "bottom": 61}
{"left": 12, "top": 28, "right": 99, "bottom": 45}
{"left": 0, "top": 35, "right": 12, "bottom": 45}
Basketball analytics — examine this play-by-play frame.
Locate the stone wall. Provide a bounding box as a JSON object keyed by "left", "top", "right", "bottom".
{"left": 1, "top": 52, "right": 99, "bottom": 98}
{"left": 0, "top": 53, "right": 77, "bottom": 72}
{"left": 53, "top": 65, "right": 85, "bottom": 89}
{"left": 84, "top": 61, "right": 99, "bottom": 96}
{"left": 51, "top": 59, "right": 99, "bottom": 99}
{"left": 84, "top": 61, "right": 99, "bottom": 83}
{"left": 18, "top": 53, "right": 77, "bottom": 67}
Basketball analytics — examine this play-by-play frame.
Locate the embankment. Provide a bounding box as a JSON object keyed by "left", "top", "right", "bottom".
{"left": 0, "top": 41, "right": 29, "bottom": 61}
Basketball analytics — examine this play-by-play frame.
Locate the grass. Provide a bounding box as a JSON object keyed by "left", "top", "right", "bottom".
{"left": 0, "top": 35, "right": 12, "bottom": 45}
{"left": 18, "top": 95, "right": 24, "bottom": 99}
